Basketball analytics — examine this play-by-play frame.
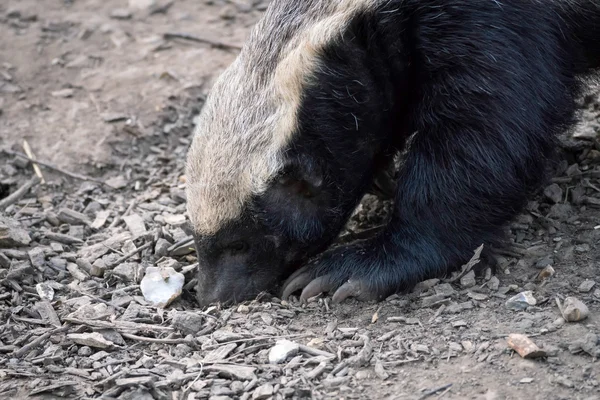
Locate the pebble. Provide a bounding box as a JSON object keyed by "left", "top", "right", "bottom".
{"left": 0, "top": 253, "right": 9, "bottom": 268}
{"left": 537, "top": 265, "right": 555, "bottom": 281}
{"left": 505, "top": 291, "right": 537, "bottom": 311}
{"left": 105, "top": 175, "right": 128, "bottom": 189}
{"left": 112, "top": 262, "right": 141, "bottom": 282}
{"left": 252, "top": 383, "right": 273, "bottom": 400}
{"left": 0, "top": 222, "right": 32, "bottom": 247}
{"left": 50, "top": 242, "right": 64, "bottom": 253}
{"left": 110, "top": 8, "right": 133, "bottom": 19}
{"left": 421, "top": 294, "right": 449, "bottom": 307}
{"left": 154, "top": 238, "right": 170, "bottom": 257}
{"left": 123, "top": 214, "right": 147, "bottom": 237}
{"left": 558, "top": 296, "right": 589, "bottom": 322}
{"left": 44, "top": 231, "right": 83, "bottom": 245}
{"left": 434, "top": 283, "right": 456, "bottom": 297}
{"left": 28, "top": 247, "right": 46, "bottom": 270}
{"left": 57, "top": 208, "right": 91, "bottom": 226}
{"left": 543, "top": 183, "right": 563, "bottom": 203}
{"left": 578, "top": 279, "right": 596, "bottom": 293}
{"left": 268, "top": 340, "right": 299, "bottom": 364}
{"left": 67, "top": 332, "right": 114, "bottom": 349}
{"left": 139, "top": 266, "right": 185, "bottom": 307}
{"left": 51, "top": 88, "right": 75, "bottom": 98}
{"left": 507, "top": 333, "right": 547, "bottom": 359}
{"left": 487, "top": 276, "right": 500, "bottom": 291}
{"left": 171, "top": 311, "right": 205, "bottom": 335}
{"left": 36, "top": 282, "right": 55, "bottom": 301}
{"left": 460, "top": 270, "right": 476, "bottom": 288}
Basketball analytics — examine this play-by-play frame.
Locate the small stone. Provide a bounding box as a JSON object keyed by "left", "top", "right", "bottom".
{"left": 578, "top": 280, "right": 596, "bottom": 293}
{"left": 139, "top": 266, "right": 185, "bottom": 307}
{"left": 69, "top": 225, "right": 85, "bottom": 240}
{"left": 269, "top": 340, "right": 299, "bottom": 364}
{"left": 434, "top": 283, "right": 456, "bottom": 297}
{"left": 157, "top": 257, "right": 181, "bottom": 271}
{"left": 44, "top": 232, "right": 83, "bottom": 245}
{"left": 553, "top": 375, "right": 574, "bottom": 388}
{"left": 413, "top": 278, "right": 440, "bottom": 293}
{"left": 448, "top": 342, "right": 463, "bottom": 352}
{"left": 520, "top": 378, "right": 534, "bottom": 384}
{"left": 445, "top": 301, "right": 474, "bottom": 313}
{"left": 373, "top": 359, "right": 389, "bottom": 380}
{"left": 534, "top": 255, "right": 554, "bottom": 269}
{"left": 57, "top": 208, "right": 91, "bottom": 226}
{"left": 50, "top": 243, "right": 64, "bottom": 253}
{"left": 110, "top": 8, "right": 132, "bottom": 19}
{"left": 91, "top": 210, "right": 111, "bottom": 229}
{"left": 421, "top": 294, "right": 449, "bottom": 307}
{"left": 28, "top": 247, "right": 46, "bottom": 270}
{"left": 252, "top": 383, "right": 273, "bottom": 400}
{"left": 452, "top": 320, "right": 468, "bottom": 328}
{"left": 237, "top": 304, "right": 250, "bottom": 314}
{"left": 48, "top": 257, "right": 67, "bottom": 270}
{"left": 163, "top": 213, "right": 186, "bottom": 226}
{"left": 204, "top": 365, "right": 256, "bottom": 381}
{"left": 51, "top": 88, "right": 75, "bottom": 98}
{"left": 467, "top": 292, "right": 488, "bottom": 301}
{"left": 105, "top": 175, "right": 128, "bottom": 189}
{"left": 78, "top": 346, "right": 93, "bottom": 357}
{"left": 36, "top": 283, "right": 55, "bottom": 301}
{"left": 67, "top": 332, "right": 114, "bottom": 349}
{"left": 505, "top": 291, "right": 536, "bottom": 311}
{"left": 536, "top": 265, "right": 555, "bottom": 281}
{"left": 547, "top": 203, "right": 573, "bottom": 221}
{"left": 507, "top": 333, "right": 547, "bottom": 359}
{"left": 67, "top": 263, "right": 89, "bottom": 281}
{"left": 112, "top": 262, "right": 141, "bottom": 283}
{"left": 460, "top": 270, "right": 476, "bottom": 288}
{"left": 543, "top": 183, "right": 563, "bottom": 203}
{"left": 461, "top": 341, "right": 474, "bottom": 352}
{"left": 0, "top": 253, "right": 9, "bottom": 268}
{"left": 487, "top": 276, "right": 500, "bottom": 291}
{"left": 204, "top": 343, "right": 237, "bottom": 363}
{"left": 0, "top": 221, "right": 31, "bottom": 247}
{"left": 123, "top": 214, "right": 147, "bottom": 237}
{"left": 154, "top": 238, "right": 170, "bottom": 257}
{"left": 128, "top": 0, "right": 156, "bottom": 9}
{"left": 558, "top": 296, "right": 589, "bottom": 322}
{"left": 171, "top": 311, "right": 205, "bottom": 335}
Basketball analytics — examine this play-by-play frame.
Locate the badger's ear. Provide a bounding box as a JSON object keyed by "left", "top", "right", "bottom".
{"left": 276, "top": 156, "right": 323, "bottom": 199}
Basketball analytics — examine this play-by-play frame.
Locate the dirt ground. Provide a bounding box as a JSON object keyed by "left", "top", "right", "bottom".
{"left": 1, "top": 1, "right": 600, "bottom": 399}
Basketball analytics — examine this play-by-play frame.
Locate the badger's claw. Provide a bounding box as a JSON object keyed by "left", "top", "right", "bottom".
{"left": 281, "top": 244, "right": 394, "bottom": 303}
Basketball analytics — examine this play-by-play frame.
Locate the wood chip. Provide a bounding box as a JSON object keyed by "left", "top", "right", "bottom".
{"left": 507, "top": 334, "right": 547, "bottom": 359}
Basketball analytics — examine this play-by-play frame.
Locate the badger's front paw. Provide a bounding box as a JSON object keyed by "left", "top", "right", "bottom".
{"left": 281, "top": 244, "right": 398, "bottom": 304}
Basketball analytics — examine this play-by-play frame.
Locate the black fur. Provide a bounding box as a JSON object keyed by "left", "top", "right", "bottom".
{"left": 193, "top": 0, "right": 600, "bottom": 307}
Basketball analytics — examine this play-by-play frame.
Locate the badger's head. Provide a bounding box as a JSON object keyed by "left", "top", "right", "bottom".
{"left": 185, "top": 0, "right": 397, "bottom": 307}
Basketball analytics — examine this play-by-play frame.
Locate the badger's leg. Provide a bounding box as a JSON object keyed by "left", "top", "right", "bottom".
{"left": 283, "top": 65, "right": 573, "bottom": 304}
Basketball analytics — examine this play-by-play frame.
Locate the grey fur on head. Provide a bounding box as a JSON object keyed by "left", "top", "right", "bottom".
{"left": 185, "top": 0, "right": 372, "bottom": 235}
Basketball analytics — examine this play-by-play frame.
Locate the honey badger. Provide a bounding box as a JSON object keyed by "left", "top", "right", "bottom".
{"left": 185, "top": 0, "right": 600, "bottom": 307}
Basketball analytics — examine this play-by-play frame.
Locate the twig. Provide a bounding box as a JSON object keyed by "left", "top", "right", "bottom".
{"left": 108, "top": 199, "right": 136, "bottom": 229}
{"left": 418, "top": 383, "right": 453, "bottom": 400}
{"left": 62, "top": 317, "right": 173, "bottom": 334}
{"left": 13, "top": 325, "right": 70, "bottom": 358}
{"left": 0, "top": 176, "right": 40, "bottom": 210}
{"left": 107, "top": 241, "right": 153, "bottom": 268}
{"left": 23, "top": 140, "right": 45, "bottom": 184}
{"left": 163, "top": 32, "right": 242, "bottom": 51}
{"left": 203, "top": 333, "right": 310, "bottom": 350}
{"left": 121, "top": 332, "right": 194, "bottom": 344}
{"left": 2, "top": 149, "right": 108, "bottom": 186}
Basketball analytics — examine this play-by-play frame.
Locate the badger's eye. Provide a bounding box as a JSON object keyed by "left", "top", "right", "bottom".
{"left": 225, "top": 240, "right": 249, "bottom": 255}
